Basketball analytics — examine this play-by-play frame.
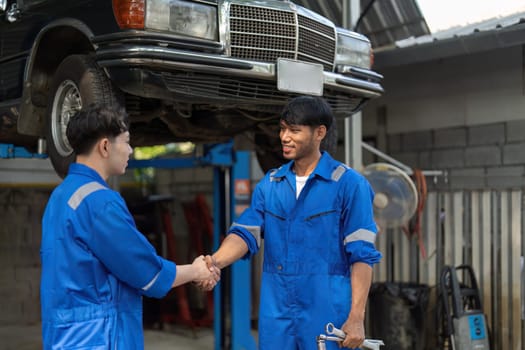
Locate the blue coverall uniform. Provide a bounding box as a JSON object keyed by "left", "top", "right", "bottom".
{"left": 40, "top": 163, "right": 176, "bottom": 350}
{"left": 230, "top": 152, "right": 382, "bottom": 350}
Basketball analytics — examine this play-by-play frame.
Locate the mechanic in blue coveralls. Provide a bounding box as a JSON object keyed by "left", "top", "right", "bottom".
{"left": 204, "top": 96, "right": 382, "bottom": 349}
{"left": 40, "top": 104, "right": 219, "bottom": 350}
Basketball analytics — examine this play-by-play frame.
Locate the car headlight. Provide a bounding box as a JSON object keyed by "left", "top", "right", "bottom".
{"left": 146, "top": 0, "right": 218, "bottom": 41}
{"left": 335, "top": 28, "right": 372, "bottom": 69}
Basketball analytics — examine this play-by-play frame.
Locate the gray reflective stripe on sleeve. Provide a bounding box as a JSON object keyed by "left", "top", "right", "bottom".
{"left": 142, "top": 271, "right": 160, "bottom": 291}
{"left": 67, "top": 182, "right": 108, "bottom": 210}
{"left": 331, "top": 165, "right": 348, "bottom": 182}
{"left": 231, "top": 222, "right": 261, "bottom": 248}
{"left": 343, "top": 228, "right": 377, "bottom": 245}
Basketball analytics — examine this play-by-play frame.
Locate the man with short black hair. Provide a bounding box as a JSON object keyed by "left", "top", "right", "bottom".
{"left": 40, "top": 104, "right": 219, "bottom": 349}
{"left": 203, "top": 96, "right": 382, "bottom": 349}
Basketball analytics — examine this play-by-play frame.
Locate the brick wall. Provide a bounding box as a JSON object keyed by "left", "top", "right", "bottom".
{"left": 0, "top": 188, "right": 50, "bottom": 325}
{"left": 387, "top": 122, "right": 525, "bottom": 190}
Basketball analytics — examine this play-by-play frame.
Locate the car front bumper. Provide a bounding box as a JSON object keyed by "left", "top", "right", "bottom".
{"left": 94, "top": 32, "right": 383, "bottom": 115}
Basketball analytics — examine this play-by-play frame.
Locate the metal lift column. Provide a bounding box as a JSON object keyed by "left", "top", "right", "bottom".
{"left": 230, "top": 151, "right": 257, "bottom": 350}
{"left": 127, "top": 142, "right": 256, "bottom": 350}
{"left": 213, "top": 149, "right": 257, "bottom": 350}
{"left": 0, "top": 143, "right": 47, "bottom": 159}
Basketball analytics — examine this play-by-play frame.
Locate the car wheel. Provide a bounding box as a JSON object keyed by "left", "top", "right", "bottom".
{"left": 46, "top": 54, "right": 122, "bottom": 178}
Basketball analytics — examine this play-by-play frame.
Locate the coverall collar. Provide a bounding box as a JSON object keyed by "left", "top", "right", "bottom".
{"left": 273, "top": 151, "right": 336, "bottom": 181}
{"left": 68, "top": 163, "right": 109, "bottom": 187}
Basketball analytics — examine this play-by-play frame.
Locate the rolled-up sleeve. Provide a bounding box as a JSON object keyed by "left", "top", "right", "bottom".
{"left": 228, "top": 178, "right": 267, "bottom": 258}
{"left": 342, "top": 176, "right": 382, "bottom": 266}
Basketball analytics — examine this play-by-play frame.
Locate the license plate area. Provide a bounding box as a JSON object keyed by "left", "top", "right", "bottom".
{"left": 277, "top": 58, "right": 324, "bottom": 96}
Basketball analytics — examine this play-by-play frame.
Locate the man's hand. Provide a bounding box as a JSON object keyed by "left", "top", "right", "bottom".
{"left": 340, "top": 316, "right": 365, "bottom": 349}
{"left": 194, "top": 255, "right": 221, "bottom": 291}
{"left": 191, "top": 255, "right": 220, "bottom": 289}
{"left": 340, "top": 262, "right": 373, "bottom": 348}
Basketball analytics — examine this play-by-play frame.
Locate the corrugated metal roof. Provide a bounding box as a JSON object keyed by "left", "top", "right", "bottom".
{"left": 292, "top": 0, "right": 430, "bottom": 48}
{"left": 356, "top": 0, "right": 430, "bottom": 47}
{"left": 374, "top": 11, "right": 525, "bottom": 68}
{"left": 395, "top": 11, "right": 525, "bottom": 48}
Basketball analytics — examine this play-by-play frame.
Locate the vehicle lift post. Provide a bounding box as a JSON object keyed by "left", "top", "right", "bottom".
{"left": 128, "top": 142, "right": 257, "bottom": 350}
{"left": 0, "top": 143, "right": 47, "bottom": 159}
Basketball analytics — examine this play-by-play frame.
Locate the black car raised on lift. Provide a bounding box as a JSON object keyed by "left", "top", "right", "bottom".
{"left": 0, "top": 0, "right": 383, "bottom": 177}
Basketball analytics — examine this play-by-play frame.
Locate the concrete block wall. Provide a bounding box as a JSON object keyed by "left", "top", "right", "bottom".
{"left": 387, "top": 122, "right": 525, "bottom": 190}
{"left": 0, "top": 188, "right": 50, "bottom": 325}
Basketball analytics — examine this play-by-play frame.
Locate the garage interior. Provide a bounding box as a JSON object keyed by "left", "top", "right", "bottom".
{"left": 1, "top": 0, "right": 525, "bottom": 349}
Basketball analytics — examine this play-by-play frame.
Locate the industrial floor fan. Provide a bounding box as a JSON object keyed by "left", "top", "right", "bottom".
{"left": 362, "top": 162, "right": 418, "bottom": 230}
{"left": 439, "top": 265, "right": 490, "bottom": 350}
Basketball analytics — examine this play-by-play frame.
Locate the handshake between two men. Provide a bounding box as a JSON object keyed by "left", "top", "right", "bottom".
{"left": 189, "top": 233, "right": 249, "bottom": 290}
{"left": 189, "top": 255, "right": 221, "bottom": 291}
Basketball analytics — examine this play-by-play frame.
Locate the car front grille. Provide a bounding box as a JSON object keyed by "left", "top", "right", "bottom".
{"left": 160, "top": 72, "right": 363, "bottom": 114}
{"left": 228, "top": 4, "right": 336, "bottom": 71}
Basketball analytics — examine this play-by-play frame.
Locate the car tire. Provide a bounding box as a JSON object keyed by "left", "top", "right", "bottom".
{"left": 46, "top": 54, "right": 122, "bottom": 178}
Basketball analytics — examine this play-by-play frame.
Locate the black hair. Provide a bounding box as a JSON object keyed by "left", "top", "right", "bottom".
{"left": 280, "top": 96, "right": 337, "bottom": 154}
{"left": 66, "top": 103, "right": 129, "bottom": 156}
{"left": 280, "top": 96, "right": 334, "bottom": 130}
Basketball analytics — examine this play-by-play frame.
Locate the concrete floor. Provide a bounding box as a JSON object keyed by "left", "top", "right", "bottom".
{"left": 0, "top": 324, "right": 215, "bottom": 350}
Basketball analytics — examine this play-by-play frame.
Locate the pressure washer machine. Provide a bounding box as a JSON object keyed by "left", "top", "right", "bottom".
{"left": 439, "top": 265, "right": 490, "bottom": 350}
